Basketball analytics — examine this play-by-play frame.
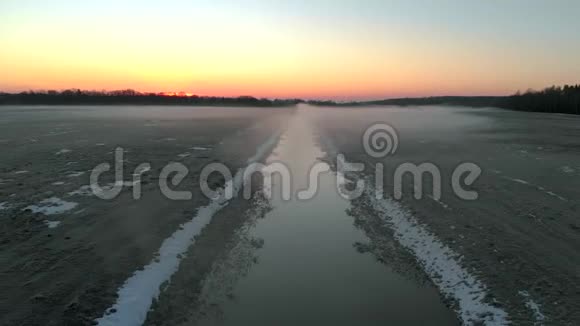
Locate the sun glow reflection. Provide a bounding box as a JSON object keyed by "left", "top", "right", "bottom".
{"left": 160, "top": 92, "right": 195, "bottom": 97}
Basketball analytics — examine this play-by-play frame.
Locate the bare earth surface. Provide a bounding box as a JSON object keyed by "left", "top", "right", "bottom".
{"left": 0, "top": 105, "right": 292, "bottom": 325}
{"left": 1, "top": 105, "right": 579, "bottom": 326}
{"left": 312, "top": 106, "right": 580, "bottom": 325}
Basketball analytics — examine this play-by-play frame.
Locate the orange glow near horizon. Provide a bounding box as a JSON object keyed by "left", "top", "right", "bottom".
{"left": 1, "top": 1, "right": 579, "bottom": 100}
{"left": 160, "top": 92, "right": 195, "bottom": 97}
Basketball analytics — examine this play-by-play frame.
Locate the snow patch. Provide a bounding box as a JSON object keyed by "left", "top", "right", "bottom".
{"left": 44, "top": 220, "right": 61, "bottom": 229}
{"left": 427, "top": 195, "right": 451, "bottom": 210}
{"left": 0, "top": 202, "right": 9, "bottom": 210}
{"left": 114, "top": 180, "right": 139, "bottom": 187}
{"left": 24, "top": 197, "right": 78, "bottom": 215}
{"left": 364, "top": 182, "right": 508, "bottom": 325}
{"left": 560, "top": 166, "right": 575, "bottom": 174}
{"left": 69, "top": 181, "right": 135, "bottom": 198}
{"left": 177, "top": 152, "right": 191, "bottom": 158}
{"left": 68, "top": 183, "right": 129, "bottom": 196}
{"left": 191, "top": 146, "right": 211, "bottom": 151}
{"left": 133, "top": 166, "right": 151, "bottom": 176}
{"left": 247, "top": 131, "right": 282, "bottom": 164}
{"left": 45, "top": 131, "right": 71, "bottom": 136}
{"left": 96, "top": 131, "right": 282, "bottom": 326}
{"left": 503, "top": 176, "right": 567, "bottom": 201}
{"left": 519, "top": 291, "right": 546, "bottom": 325}
{"left": 13, "top": 170, "right": 29, "bottom": 175}
{"left": 52, "top": 181, "right": 66, "bottom": 186}
{"left": 55, "top": 149, "right": 72, "bottom": 155}
{"left": 68, "top": 185, "right": 94, "bottom": 196}
{"left": 66, "top": 171, "right": 85, "bottom": 178}
{"left": 511, "top": 178, "right": 529, "bottom": 185}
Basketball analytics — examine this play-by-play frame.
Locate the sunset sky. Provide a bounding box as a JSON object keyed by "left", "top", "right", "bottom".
{"left": 1, "top": 0, "right": 579, "bottom": 100}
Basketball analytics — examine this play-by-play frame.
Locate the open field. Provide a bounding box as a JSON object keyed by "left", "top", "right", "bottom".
{"left": 0, "top": 105, "right": 579, "bottom": 325}
{"left": 0, "top": 105, "right": 293, "bottom": 325}
{"left": 313, "top": 106, "right": 580, "bottom": 325}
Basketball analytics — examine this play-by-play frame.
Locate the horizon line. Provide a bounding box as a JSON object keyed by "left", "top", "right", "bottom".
{"left": 0, "top": 88, "right": 517, "bottom": 103}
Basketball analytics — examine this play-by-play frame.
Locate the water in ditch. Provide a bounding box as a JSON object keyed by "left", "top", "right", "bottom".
{"left": 198, "top": 109, "right": 458, "bottom": 325}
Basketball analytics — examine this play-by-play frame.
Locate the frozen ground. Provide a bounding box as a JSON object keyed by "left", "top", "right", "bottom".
{"left": 0, "top": 105, "right": 292, "bottom": 325}
{"left": 313, "top": 105, "right": 580, "bottom": 325}
{"left": 1, "top": 105, "right": 579, "bottom": 325}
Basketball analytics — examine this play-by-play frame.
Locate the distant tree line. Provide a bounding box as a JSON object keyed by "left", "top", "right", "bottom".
{"left": 0, "top": 89, "right": 300, "bottom": 107}
{"left": 308, "top": 96, "right": 505, "bottom": 107}
{"left": 502, "top": 85, "right": 580, "bottom": 115}
{"left": 308, "top": 84, "right": 580, "bottom": 115}
{"left": 1, "top": 84, "right": 579, "bottom": 114}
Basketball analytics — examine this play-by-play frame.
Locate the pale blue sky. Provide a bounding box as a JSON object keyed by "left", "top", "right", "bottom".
{"left": 1, "top": 0, "right": 579, "bottom": 98}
